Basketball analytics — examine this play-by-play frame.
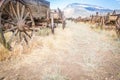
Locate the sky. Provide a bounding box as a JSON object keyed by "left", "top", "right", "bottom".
{"left": 47, "top": 0, "right": 120, "bottom": 10}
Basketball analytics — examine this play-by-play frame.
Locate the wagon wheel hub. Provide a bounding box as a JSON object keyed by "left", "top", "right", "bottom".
{"left": 17, "top": 20, "right": 25, "bottom": 31}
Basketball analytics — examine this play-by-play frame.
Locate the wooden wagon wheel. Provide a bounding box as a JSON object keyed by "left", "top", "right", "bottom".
{"left": 116, "top": 15, "right": 120, "bottom": 39}
{"left": 0, "top": 1, "right": 35, "bottom": 50}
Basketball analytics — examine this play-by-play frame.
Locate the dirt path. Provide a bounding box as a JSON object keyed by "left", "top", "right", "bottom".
{"left": 0, "top": 21, "right": 120, "bottom": 80}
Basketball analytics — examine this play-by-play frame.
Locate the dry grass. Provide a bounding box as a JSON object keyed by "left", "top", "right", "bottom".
{"left": 90, "top": 25, "right": 119, "bottom": 40}
{"left": 0, "top": 21, "right": 120, "bottom": 80}
{"left": 0, "top": 33, "right": 45, "bottom": 61}
{"left": 42, "top": 64, "right": 69, "bottom": 80}
{"left": 0, "top": 32, "right": 13, "bottom": 61}
{"left": 37, "top": 28, "right": 51, "bottom": 36}
{"left": 0, "top": 27, "right": 52, "bottom": 61}
{"left": 0, "top": 45, "right": 11, "bottom": 61}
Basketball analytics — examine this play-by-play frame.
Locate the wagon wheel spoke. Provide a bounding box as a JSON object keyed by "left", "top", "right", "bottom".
{"left": 15, "top": 29, "right": 19, "bottom": 36}
{"left": 27, "top": 21, "right": 32, "bottom": 24}
{"left": 23, "top": 31, "right": 31, "bottom": 38}
{"left": 10, "top": 2, "right": 18, "bottom": 19}
{"left": 21, "top": 5, "right": 25, "bottom": 20}
{"left": 4, "top": 8, "right": 14, "bottom": 20}
{"left": 19, "top": 32, "right": 22, "bottom": 42}
{"left": 7, "top": 30, "right": 18, "bottom": 44}
{"left": 23, "top": 33, "right": 28, "bottom": 44}
{"left": 17, "top": 1, "right": 20, "bottom": 19}
{"left": 4, "top": 27, "right": 17, "bottom": 33}
{"left": 23, "top": 12, "right": 30, "bottom": 21}
{"left": 1, "top": 19, "right": 17, "bottom": 26}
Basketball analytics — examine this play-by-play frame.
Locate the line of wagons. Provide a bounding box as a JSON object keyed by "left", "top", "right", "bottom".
{"left": 0, "top": 0, "right": 66, "bottom": 50}
{"left": 72, "top": 10, "right": 120, "bottom": 40}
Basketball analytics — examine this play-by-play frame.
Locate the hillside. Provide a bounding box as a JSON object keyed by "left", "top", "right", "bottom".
{"left": 64, "top": 3, "right": 113, "bottom": 18}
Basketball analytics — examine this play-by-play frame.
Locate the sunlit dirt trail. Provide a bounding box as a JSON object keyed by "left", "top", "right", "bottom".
{"left": 0, "top": 21, "right": 120, "bottom": 80}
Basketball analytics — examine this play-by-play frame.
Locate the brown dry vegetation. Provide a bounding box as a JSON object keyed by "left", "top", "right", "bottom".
{"left": 0, "top": 21, "right": 120, "bottom": 80}
{"left": 0, "top": 28, "right": 51, "bottom": 61}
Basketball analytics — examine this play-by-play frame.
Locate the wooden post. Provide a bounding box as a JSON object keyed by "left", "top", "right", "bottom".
{"left": 51, "top": 13, "right": 54, "bottom": 34}
{"left": 62, "top": 12, "right": 66, "bottom": 29}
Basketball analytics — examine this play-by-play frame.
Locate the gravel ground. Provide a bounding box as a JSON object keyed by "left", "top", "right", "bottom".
{"left": 0, "top": 21, "right": 120, "bottom": 80}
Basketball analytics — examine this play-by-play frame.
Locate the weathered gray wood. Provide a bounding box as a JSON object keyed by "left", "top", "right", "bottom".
{"left": 17, "top": 1, "right": 20, "bottom": 19}
{"left": 21, "top": 5, "right": 25, "bottom": 20}
{"left": 51, "top": 13, "right": 54, "bottom": 34}
{"left": 7, "top": 30, "right": 18, "bottom": 44}
{"left": 24, "top": 31, "right": 31, "bottom": 38}
{"left": 10, "top": 2, "right": 18, "bottom": 20}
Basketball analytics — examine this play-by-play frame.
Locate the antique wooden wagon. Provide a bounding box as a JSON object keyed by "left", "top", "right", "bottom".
{"left": 0, "top": 0, "right": 66, "bottom": 50}
{"left": 105, "top": 11, "right": 118, "bottom": 26}
{"left": 91, "top": 11, "right": 120, "bottom": 38}
{"left": 0, "top": 0, "right": 50, "bottom": 50}
{"left": 104, "top": 11, "right": 120, "bottom": 38}
{"left": 105, "top": 11, "right": 120, "bottom": 39}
